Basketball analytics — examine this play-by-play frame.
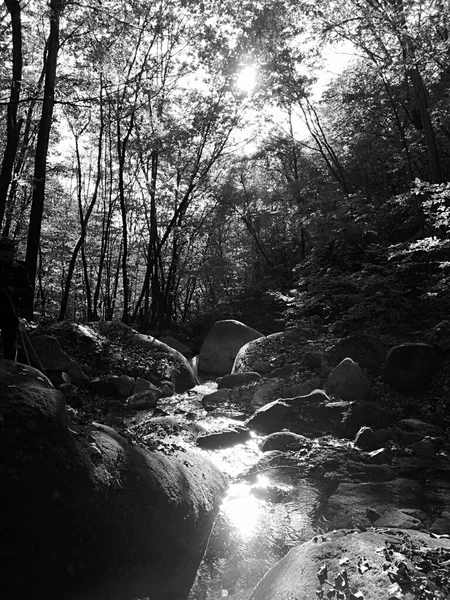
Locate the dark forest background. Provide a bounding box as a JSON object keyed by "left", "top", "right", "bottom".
{"left": 1, "top": 0, "right": 449, "bottom": 337}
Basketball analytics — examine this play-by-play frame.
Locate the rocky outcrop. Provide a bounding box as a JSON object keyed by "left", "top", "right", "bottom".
{"left": 37, "top": 321, "right": 199, "bottom": 393}
{"left": 248, "top": 529, "right": 450, "bottom": 600}
{"left": 198, "top": 319, "right": 263, "bottom": 376}
{"left": 0, "top": 360, "right": 226, "bottom": 600}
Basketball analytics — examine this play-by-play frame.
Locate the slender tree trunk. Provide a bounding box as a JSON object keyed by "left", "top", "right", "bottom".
{"left": 58, "top": 81, "right": 105, "bottom": 321}
{"left": 0, "top": 0, "right": 23, "bottom": 231}
{"left": 25, "top": 0, "right": 63, "bottom": 318}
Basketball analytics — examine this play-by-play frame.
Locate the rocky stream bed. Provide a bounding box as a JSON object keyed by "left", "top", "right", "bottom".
{"left": 126, "top": 377, "right": 450, "bottom": 600}
{"left": 3, "top": 319, "right": 450, "bottom": 600}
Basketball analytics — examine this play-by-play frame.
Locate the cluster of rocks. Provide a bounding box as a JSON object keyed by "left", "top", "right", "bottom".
{"left": 192, "top": 320, "right": 450, "bottom": 600}
{"left": 2, "top": 316, "right": 450, "bottom": 600}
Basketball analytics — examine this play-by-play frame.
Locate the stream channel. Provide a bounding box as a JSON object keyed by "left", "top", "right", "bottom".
{"left": 132, "top": 380, "right": 347, "bottom": 600}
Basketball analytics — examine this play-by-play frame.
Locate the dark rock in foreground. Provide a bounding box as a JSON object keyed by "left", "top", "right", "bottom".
{"left": 249, "top": 528, "right": 450, "bottom": 600}
{"left": 0, "top": 360, "right": 226, "bottom": 600}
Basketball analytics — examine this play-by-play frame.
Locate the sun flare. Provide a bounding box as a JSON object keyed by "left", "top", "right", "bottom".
{"left": 235, "top": 65, "right": 258, "bottom": 92}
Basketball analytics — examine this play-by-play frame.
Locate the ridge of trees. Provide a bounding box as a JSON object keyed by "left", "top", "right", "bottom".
{"left": 0, "top": 0, "right": 449, "bottom": 335}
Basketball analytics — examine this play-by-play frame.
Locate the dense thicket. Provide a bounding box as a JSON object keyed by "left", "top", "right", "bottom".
{"left": 0, "top": 0, "right": 449, "bottom": 334}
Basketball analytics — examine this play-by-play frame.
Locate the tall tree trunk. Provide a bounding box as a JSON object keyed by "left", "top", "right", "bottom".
{"left": 407, "top": 67, "right": 442, "bottom": 183}
{"left": 0, "top": 0, "right": 23, "bottom": 231}
{"left": 394, "top": 0, "right": 442, "bottom": 183}
{"left": 3, "top": 59, "right": 46, "bottom": 238}
{"left": 24, "top": 0, "right": 63, "bottom": 318}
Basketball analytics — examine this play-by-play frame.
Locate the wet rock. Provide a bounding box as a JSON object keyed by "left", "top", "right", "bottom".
{"left": 325, "top": 357, "right": 371, "bottom": 401}
{"left": 286, "top": 389, "right": 330, "bottom": 405}
{"left": 199, "top": 319, "right": 263, "bottom": 376}
{"left": 412, "top": 437, "right": 437, "bottom": 458}
{"left": 201, "top": 388, "right": 231, "bottom": 411}
{"left": 259, "top": 432, "right": 312, "bottom": 452}
{"left": 218, "top": 371, "right": 261, "bottom": 389}
{"left": 383, "top": 343, "right": 439, "bottom": 391}
{"left": 126, "top": 389, "right": 161, "bottom": 410}
{"left": 354, "top": 426, "right": 384, "bottom": 451}
{"left": 196, "top": 426, "right": 251, "bottom": 449}
{"left": 373, "top": 508, "right": 422, "bottom": 528}
{"left": 246, "top": 400, "right": 293, "bottom": 435}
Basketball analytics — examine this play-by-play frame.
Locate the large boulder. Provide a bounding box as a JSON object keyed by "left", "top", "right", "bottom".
{"left": 325, "top": 357, "right": 371, "bottom": 401}
{"left": 383, "top": 343, "right": 439, "bottom": 391}
{"left": 232, "top": 330, "right": 310, "bottom": 374}
{"left": 198, "top": 319, "right": 263, "bottom": 376}
{"left": 0, "top": 360, "right": 227, "bottom": 600}
{"left": 38, "top": 321, "right": 199, "bottom": 393}
{"left": 249, "top": 528, "right": 450, "bottom": 600}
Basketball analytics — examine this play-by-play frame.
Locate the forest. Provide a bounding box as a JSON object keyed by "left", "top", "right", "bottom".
{"left": 1, "top": 0, "right": 449, "bottom": 337}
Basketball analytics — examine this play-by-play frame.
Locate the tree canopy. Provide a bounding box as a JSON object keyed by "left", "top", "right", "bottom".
{"left": 0, "top": 0, "right": 449, "bottom": 333}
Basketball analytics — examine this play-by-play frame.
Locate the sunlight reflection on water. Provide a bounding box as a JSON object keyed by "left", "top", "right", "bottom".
{"left": 205, "top": 435, "right": 263, "bottom": 478}
{"left": 221, "top": 482, "right": 262, "bottom": 538}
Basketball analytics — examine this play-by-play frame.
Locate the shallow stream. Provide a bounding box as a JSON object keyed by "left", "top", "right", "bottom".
{"left": 137, "top": 381, "right": 329, "bottom": 600}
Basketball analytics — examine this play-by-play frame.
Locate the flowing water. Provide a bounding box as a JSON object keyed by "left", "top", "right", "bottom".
{"left": 141, "top": 381, "right": 326, "bottom": 600}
